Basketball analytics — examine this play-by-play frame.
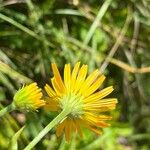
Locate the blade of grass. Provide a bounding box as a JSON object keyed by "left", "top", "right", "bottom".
{"left": 9, "top": 126, "right": 25, "bottom": 150}
{"left": 0, "top": 0, "right": 25, "bottom": 8}
{"left": 54, "top": 9, "right": 83, "bottom": 16}
{"left": 0, "top": 50, "right": 16, "bottom": 68}
{"left": 0, "top": 13, "right": 54, "bottom": 47}
{"left": 100, "top": 8, "right": 132, "bottom": 73}
{"left": 83, "top": 0, "right": 112, "bottom": 45}
{"left": 0, "top": 61, "right": 32, "bottom": 83}
{"left": 124, "top": 49, "right": 146, "bottom": 101}
{"left": 0, "top": 72, "right": 15, "bottom": 94}
{"left": 58, "top": 136, "right": 67, "bottom": 150}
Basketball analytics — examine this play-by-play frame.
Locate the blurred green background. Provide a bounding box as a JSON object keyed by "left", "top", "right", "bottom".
{"left": 0, "top": 0, "right": 150, "bottom": 150}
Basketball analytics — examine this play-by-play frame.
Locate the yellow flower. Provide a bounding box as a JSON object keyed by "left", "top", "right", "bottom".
{"left": 13, "top": 83, "right": 45, "bottom": 111}
{"left": 45, "top": 62, "right": 117, "bottom": 141}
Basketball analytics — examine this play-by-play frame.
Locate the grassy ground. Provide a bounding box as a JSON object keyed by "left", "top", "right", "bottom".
{"left": 0, "top": 0, "right": 150, "bottom": 149}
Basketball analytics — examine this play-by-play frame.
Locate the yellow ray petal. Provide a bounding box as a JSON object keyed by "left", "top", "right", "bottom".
{"left": 84, "top": 98, "right": 117, "bottom": 108}
{"left": 71, "top": 62, "right": 80, "bottom": 92}
{"left": 99, "top": 115, "right": 112, "bottom": 120}
{"left": 87, "top": 126, "right": 102, "bottom": 135}
{"left": 83, "top": 105, "right": 117, "bottom": 112}
{"left": 96, "top": 121, "right": 110, "bottom": 128}
{"left": 51, "top": 63, "right": 66, "bottom": 92}
{"left": 99, "top": 98, "right": 118, "bottom": 103}
{"left": 84, "top": 86, "right": 114, "bottom": 103}
{"left": 56, "top": 120, "right": 67, "bottom": 137}
{"left": 32, "top": 100, "right": 45, "bottom": 108}
{"left": 82, "top": 121, "right": 102, "bottom": 134}
{"left": 83, "top": 75, "right": 105, "bottom": 97}
{"left": 44, "top": 84, "right": 56, "bottom": 97}
{"left": 69, "top": 120, "right": 76, "bottom": 140}
{"left": 64, "top": 64, "right": 71, "bottom": 91}
{"left": 79, "top": 69, "right": 100, "bottom": 94}
{"left": 83, "top": 112, "right": 99, "bottom": 123}
{"left": 65, "top": 119, "right": 71, "bottom": 141}
{"left": 26, "top": 83, "right": 38, "bottom": 91}
{"left": 29, "top": 93, "right": 43, "bottom": 99}
{"left": 74, "top": 119, "right": 83, "bottom": 137}
{"left": 23, "top": 84, "right": 40, "bottom": 96}
{"left": 83, "top": 113, "right": 110, "bottom": 128}
{"left": 51, "top": 78, "right": 63, "bottom": 96}
{"left": 73, "top": 65, "right": 88, "bottom": 93}
{"left": 70, "top": 119, "right": 76, "bottom": 131}
{"left": 44, "top": 97, "right": 60, "bottom": 111}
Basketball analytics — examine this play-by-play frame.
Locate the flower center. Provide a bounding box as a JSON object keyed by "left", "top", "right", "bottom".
{"left": 60, "top": 93, "right": 83, "bottom": 118}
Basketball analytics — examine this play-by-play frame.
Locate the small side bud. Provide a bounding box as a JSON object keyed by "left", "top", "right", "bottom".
{"left": 13, "top": 83, "right": 45, "bottom": 111}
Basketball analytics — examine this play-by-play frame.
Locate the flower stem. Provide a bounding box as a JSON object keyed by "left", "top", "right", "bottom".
{"left": 23, "top": 108, "right": 70, "bottom": 150}
{"left": 0, "top": 103, "right": 16, "bottom": 117}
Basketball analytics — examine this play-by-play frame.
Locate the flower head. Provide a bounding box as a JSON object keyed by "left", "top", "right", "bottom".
{"left": 45, "top": 62, "right": 117, "bottom": 141}
{"left": 13, "top": 83, "right": 45, "bottom": 111}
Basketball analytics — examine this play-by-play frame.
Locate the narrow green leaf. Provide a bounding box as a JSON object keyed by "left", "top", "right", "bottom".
{"left": 9, "top": 126, "right": 25, "bottom": 150}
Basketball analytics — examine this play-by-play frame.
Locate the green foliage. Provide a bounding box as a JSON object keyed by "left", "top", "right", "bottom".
{"left": 9, "top": 126, "right": 25, "bottom": 150}
{"left": 0, "top": 0, "right": 150, "bottom": 149}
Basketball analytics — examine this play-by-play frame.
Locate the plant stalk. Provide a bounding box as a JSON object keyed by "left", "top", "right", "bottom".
{"left": 24, "top": 108, "right": 70, "bottom": 150}
{"left": 0, "top": 103, "right": 16, "bottom": 117}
